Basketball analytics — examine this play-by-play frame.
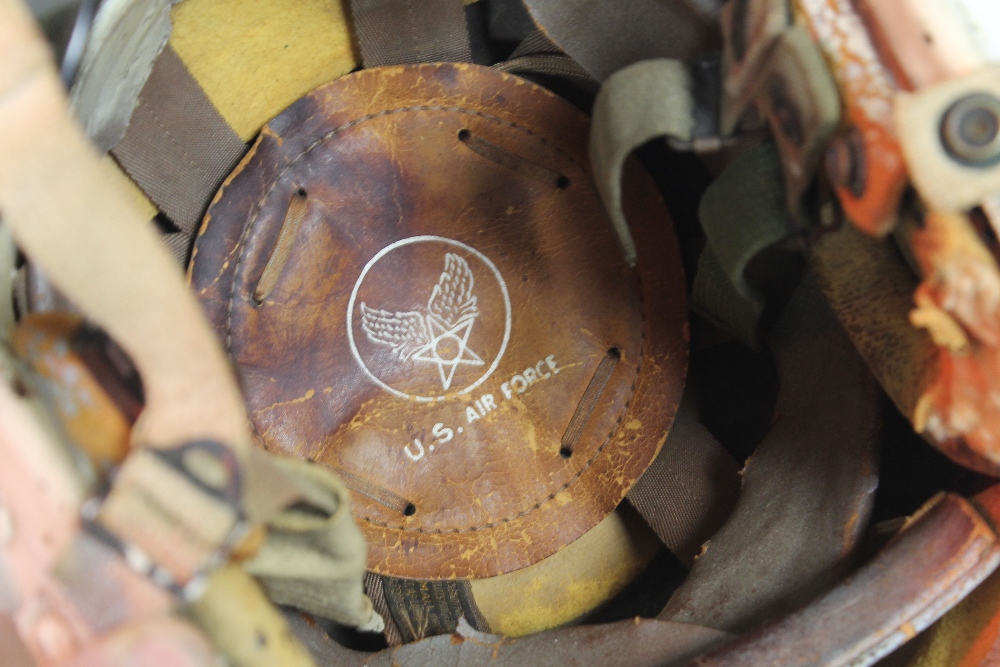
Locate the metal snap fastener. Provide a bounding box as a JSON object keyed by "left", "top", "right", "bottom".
{"left": 941, "top": 92, "right": 1000, "bottom": 167}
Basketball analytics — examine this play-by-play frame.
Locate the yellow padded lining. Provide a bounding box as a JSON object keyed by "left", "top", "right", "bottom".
{"left": 115, "top": 0, "right": 358, "bottom": 220}
{"left": 170, "top": 0, "right": 358, "bottom": 141}
{"left": 893, "top": 567, "right": 1000, "bottom": 667}
{"left": 470, "top": 507, "right": 659, "bottom": 637}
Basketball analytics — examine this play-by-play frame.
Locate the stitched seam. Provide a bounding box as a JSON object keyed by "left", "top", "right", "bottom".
{"left": 221, "top": 106, "right": 632, "bottom": 535}
{"left": 223, "top": 105, "right": 585, "bottom": 350}
{"left": 137, "top": 96, "right": 206, "bottom": 178}
{"left": 358, "top": 272, "right": 645, "bottom": 534}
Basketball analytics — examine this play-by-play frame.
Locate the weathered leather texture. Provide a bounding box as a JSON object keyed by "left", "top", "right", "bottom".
{"left": 190, "top": 63, "right": 687, "bottom": 579}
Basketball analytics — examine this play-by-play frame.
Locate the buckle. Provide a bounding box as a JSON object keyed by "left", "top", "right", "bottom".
{"left": 79, "top": 440, "right": 247, "bottom": 602}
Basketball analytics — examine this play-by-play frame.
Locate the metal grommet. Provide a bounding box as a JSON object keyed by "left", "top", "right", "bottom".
{"left": 941, "top": 92, "right": 1000, "bottom": 167}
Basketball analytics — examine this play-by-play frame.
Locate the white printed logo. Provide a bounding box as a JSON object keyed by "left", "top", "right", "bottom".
{"left": 347, "top": 237, "right": 511, "bottom": 401}
{"left": 360, "top": 253, "right": 484, "bottom": 390}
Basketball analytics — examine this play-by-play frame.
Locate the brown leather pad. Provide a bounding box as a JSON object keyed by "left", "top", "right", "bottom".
{"left": 190, "top": 64, "right": 687, "bottom": 578}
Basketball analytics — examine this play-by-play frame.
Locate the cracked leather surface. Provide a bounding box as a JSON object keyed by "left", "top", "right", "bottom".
{"left": 190, "top": 63, "right": 687, "bottom": 578}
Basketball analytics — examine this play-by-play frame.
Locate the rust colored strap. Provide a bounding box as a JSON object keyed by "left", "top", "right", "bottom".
{"left": 625, "top": 401, "right": 740, "bottom": 566}
{"left": 111, "top": 45, "right": 246, "bottom": 253}
{"left": 692, "top": 492, "right": 1000, "bottom": 667}
{"left": 349, "top": 0, "right": 472, "bottom": 67}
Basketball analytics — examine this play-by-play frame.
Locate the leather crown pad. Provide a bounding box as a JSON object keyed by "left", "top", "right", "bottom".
{"left": 191, "top": 64, "right": 687, "bottom": 579}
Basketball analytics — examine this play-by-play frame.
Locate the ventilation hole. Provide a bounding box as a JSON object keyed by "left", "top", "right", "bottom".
{"left": 556, "top": 175, "right": 571, "bottom": 189}
{"left": 296, "top": 187, "right": 307, "bottom": 198}
{"left": 403, "top": 503, "right": 417, "bottom": 517}
{"left": 457, "top": 128, "right": 471, "bottom": 142}
{"left": 560, "top": 346, "right": 623, "bottom": 457}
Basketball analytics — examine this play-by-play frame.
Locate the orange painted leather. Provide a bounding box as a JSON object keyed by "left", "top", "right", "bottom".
{"left": 190, "top": 63, "right": 687, "bottom": 579}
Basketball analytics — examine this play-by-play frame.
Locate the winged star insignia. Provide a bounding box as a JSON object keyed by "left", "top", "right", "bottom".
{"left": 360, "top": 253, "right": 485, "bottom": 390}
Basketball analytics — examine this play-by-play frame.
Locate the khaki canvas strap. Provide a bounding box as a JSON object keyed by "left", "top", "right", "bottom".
{"left": 0, "top": 5, "right": 332, "bottom": 663}
{"left": 590, "top": 58, "right": 694, "bottom": 267}
{"left": 348, "top": 0, "right": 472, "bottom": 68}
{"left": 625, "top": 401, "right": 740, "bottom": 567}
{"left": 243, "top": 458, "right": 379, "bottom": 632}
{"left": 111, "top": 44, "right": 246, "bottom": 259}
{"left": 0, "top": 12, "right": 248, "bottom": 461}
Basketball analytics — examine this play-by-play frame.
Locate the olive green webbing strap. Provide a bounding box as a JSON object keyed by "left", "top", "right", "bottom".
{"left": 111, "top": 45, "right": 247, "bottom": 264}
{"left": 241, "top": 458, "right": 381, "bottom": 633}
{"left": 592, "top": 61, "right": 794, "bottom": 346}
{"left": 692, "top": 143, "right": 795, "bottom": 347}
{"left": 348, "top": 0, "right": 472, "bottom": 68}
{"left": 592, "top": 61, "right": 798, "bottom": 563}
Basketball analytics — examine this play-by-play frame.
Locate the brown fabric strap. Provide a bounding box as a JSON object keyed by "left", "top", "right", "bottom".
{"left": 494, "top": 54, "right": 596, "bottom": 88}
{"left": 625, "top": 401, "right": 741, "bottom": 566}
{"left": 349, "top": 0, "right": 472, "bottom": 67}
{"left": 379, "top": 575, "right": 490, "bottom": 643}
{"left": 661, "top": 279, "right": 880, "bottom": 634}
{"left": 509, "top": 29, "right": 560, "bottom": 59}
{"left": 111, "top": 45, "right": 246, "bottom": 242}
{"left": 496, "top": 29, "right": 597, "bottom": 89}
{"left": 522, "top": 0, "right": 718, "bottom": 82}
